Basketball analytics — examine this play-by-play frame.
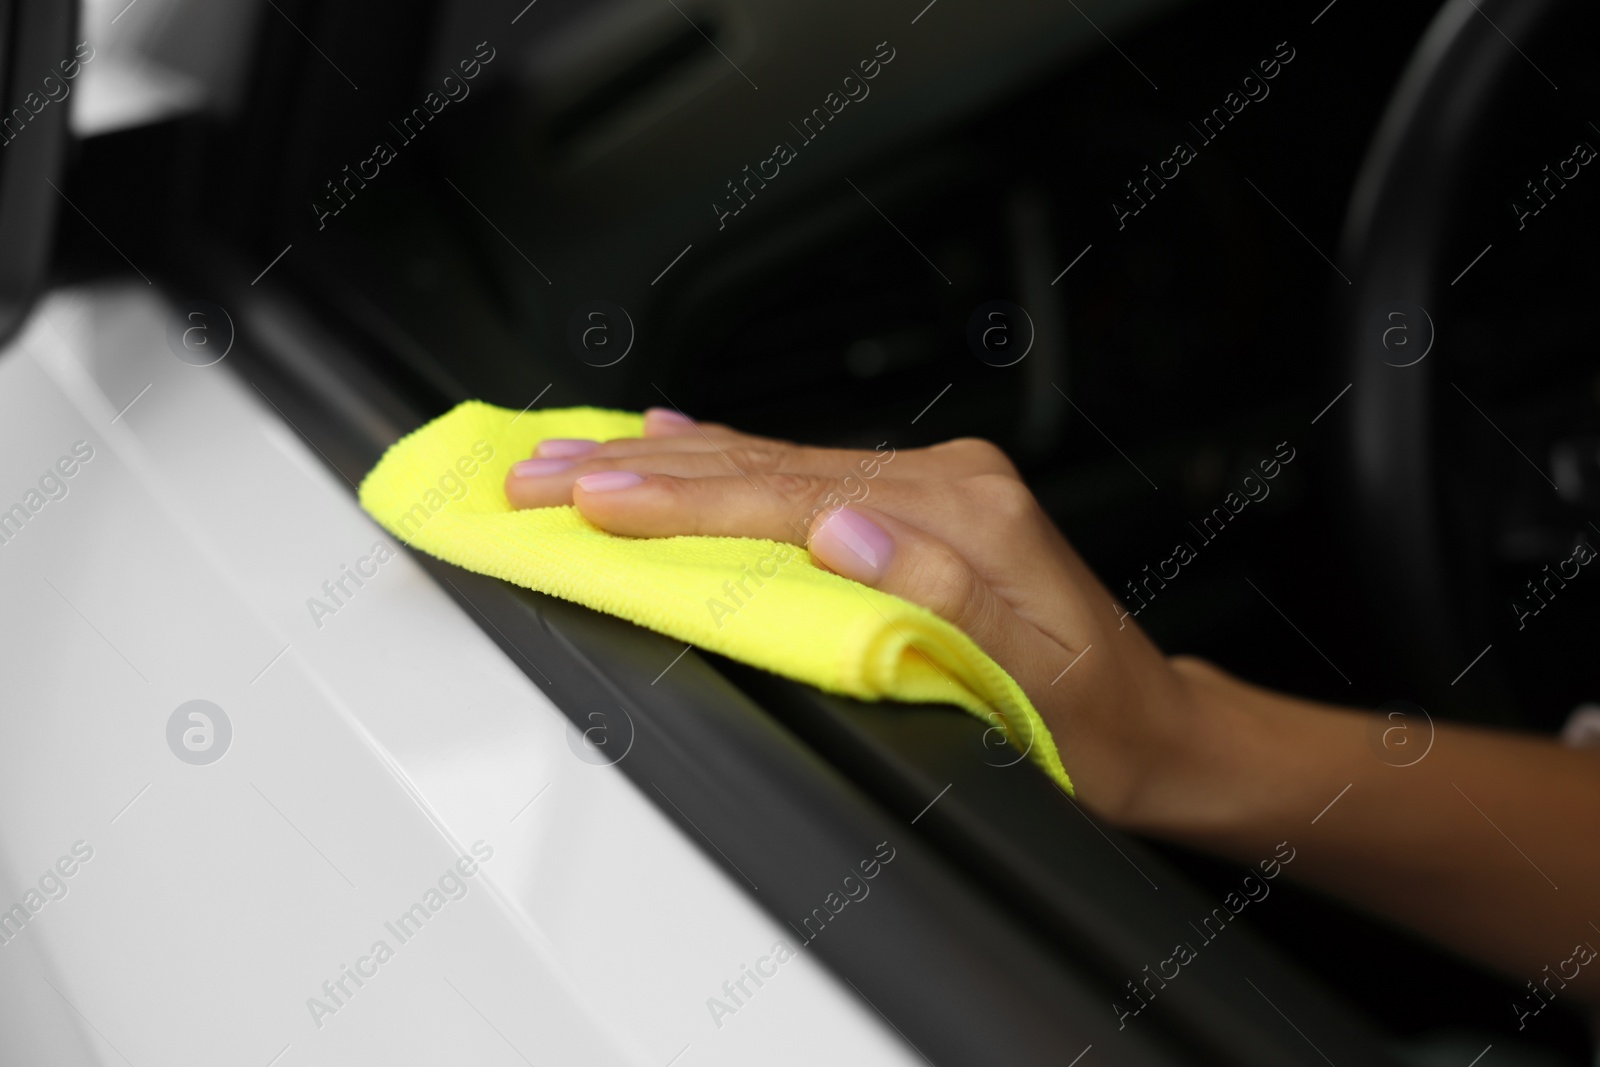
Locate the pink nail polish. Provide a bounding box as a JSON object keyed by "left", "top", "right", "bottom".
{"left": 643, "top": 407, "right": 695, "bottom": 435}
{"left": 511, "top": 458, "right": 573, "bottom": 477}
{"left": 809, "top": 507, "right": 894, "bottom": 584}
{"left": 576, "top": 470, "right": 644, "bottom": 493}
{"left": 537, "top": 438, "right": 600, "bottom": 459}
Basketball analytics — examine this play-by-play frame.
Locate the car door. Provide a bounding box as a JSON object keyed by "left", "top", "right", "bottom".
{"left": 1, "top": 1, "right": 1420, "bottom": 1064}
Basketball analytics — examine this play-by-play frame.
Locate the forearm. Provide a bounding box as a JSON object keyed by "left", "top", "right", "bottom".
{"left": 1131, "top": 657, "right": 1600, "bottom": 1006}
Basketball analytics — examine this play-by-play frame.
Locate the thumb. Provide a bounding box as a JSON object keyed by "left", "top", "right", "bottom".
{"left": 808, "top": 505, "right": 1052, "bottom": 690}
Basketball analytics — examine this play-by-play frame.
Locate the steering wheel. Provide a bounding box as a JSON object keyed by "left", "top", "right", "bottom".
{"left": 1338, "top": 0, "right": 1571, "bottom": 719}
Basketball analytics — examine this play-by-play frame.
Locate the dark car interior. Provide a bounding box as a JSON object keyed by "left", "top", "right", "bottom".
{"left": 35, "top": 0, "right": 1600, "bottom": 1061}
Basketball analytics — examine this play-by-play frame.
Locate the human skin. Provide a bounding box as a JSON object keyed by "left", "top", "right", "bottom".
{"left": 506, "top": 408, "right": 1600, "bottom": 1006}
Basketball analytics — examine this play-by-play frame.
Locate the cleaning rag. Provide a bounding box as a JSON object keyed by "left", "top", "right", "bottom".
{"left": 357, "top": 401, "right": 1070, "bottom": 791}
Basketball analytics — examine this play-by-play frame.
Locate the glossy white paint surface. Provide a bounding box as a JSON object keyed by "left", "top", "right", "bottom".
{"left": 0, "top": 287, "right": 918, "bottom": 1067}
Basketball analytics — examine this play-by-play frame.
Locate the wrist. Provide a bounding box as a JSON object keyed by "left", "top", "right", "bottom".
{"left": 1115, "top": 655, "right": 1357, "bottom": 846}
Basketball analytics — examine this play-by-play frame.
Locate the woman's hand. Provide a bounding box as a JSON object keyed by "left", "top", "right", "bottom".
{"left": 505, "top": 407, "right": 1226, "bottom": 822}
{"left": 506, "top": 408, "right": 1600, "bottom": 1002}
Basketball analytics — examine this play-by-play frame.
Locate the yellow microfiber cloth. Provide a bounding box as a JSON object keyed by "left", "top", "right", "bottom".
{"left": 357, "top": 401, "right": 1070, "bottom": 792}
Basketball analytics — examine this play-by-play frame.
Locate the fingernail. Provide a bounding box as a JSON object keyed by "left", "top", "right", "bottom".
{"left": 511, "top": 458, "right": 573, "bottom": 477}
{"left": 576, "top": 470, "right": 645, "bottom": 493}
{"left": 643, "top": 407, "right": 695, "bottom": 435}
{"left": 809, "top": 507, "right": 893, "bottom": 584}
{"left": 537, "top": 438, "right": 600, "bottom": 459}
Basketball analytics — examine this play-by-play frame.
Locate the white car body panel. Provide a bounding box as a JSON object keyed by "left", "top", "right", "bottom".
{"left": 0, "top": 287, "right": 918, "bottom": 1067}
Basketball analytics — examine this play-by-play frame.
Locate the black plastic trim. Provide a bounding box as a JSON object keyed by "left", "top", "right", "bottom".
{"left": 715, "top": 657, "right": 1408, "bottom": 1067}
